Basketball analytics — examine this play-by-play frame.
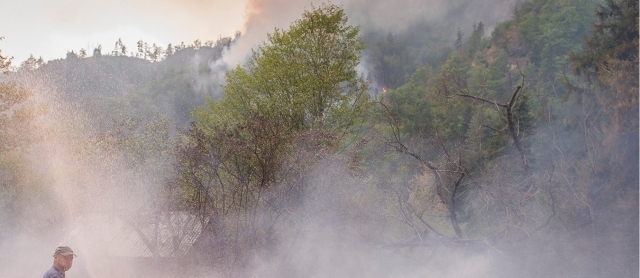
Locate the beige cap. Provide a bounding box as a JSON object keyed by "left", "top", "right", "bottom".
{"left": 53, "top": 246, "right": 77, "bottom": 257}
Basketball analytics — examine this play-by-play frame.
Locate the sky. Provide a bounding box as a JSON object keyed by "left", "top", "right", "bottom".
{"left": 1, "top": 0, "right": 516, "bottom": 66}
{"left": 0, "top": 0, "right": 248, "bottom": 63}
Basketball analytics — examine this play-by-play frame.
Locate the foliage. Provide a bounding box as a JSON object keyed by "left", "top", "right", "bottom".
{"left": 216, "top": 3, "right": 369, "bottom": 133}
{"left": 364, "top": 21, "right": 454, "bottom": 89}
{"left": 365, "top": 0, "right": 637, "bottom": 276}
{"left": 570, "top": 0, "right": 639, "bottom": 134}
{"left": 0, "top": 1, "right": 637, "bottom": 277}
{"left": 0, "top": 82, "right": 65, "bottom": 241}
{"left": 181, "top": 3, "right": 371, "bottom": 273}
{"left": 0, "top": 37, "right": 11, "bottom": 72}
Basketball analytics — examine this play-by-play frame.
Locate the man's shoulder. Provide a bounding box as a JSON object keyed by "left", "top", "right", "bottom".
{"left": 43, "top": 266, "right": 64, "bottom": 278}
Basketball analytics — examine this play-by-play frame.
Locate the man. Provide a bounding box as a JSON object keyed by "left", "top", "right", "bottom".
{"left": 43, "top": 246, "right": 76, "bottom": 278}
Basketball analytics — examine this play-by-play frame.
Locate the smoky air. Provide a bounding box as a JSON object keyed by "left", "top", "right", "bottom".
{"left": 0, "top": 0, "right": 637, "bottom": 277}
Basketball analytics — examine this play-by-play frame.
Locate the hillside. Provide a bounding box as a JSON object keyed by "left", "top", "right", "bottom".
{"left": 0, "top": 1, "right": 637, "bottom": 277}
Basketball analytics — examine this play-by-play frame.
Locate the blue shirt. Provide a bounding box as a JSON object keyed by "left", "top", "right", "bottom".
{"left": 43, "top": 266, "right": 64, "bottom": 278}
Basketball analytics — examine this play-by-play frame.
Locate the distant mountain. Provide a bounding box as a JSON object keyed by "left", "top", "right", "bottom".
{"left": 11, "top": 45, "right": 229, "bottom": 131}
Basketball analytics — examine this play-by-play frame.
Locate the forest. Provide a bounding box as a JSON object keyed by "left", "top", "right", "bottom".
{"left": 0, "top": 0, "right": 637, "bottom": 277}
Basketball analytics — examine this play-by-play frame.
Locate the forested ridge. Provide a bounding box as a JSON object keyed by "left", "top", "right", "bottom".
{"left": 0, "top": 0, "right": 637, "bottom": 277}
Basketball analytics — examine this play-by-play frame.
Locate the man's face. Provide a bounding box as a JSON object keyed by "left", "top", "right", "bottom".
{"left": 54, "top": 254, "right": 74, "bottom": 271}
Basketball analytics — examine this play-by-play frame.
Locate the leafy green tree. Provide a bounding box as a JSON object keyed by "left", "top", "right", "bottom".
{"left": 181, "top": 3, "right": 370, "bottom": 273}
{"left": 193, "top": 1, "right": 370, "bottom": 192}
{"left": 204, "top": 3, "right": 369, "bottom": 135}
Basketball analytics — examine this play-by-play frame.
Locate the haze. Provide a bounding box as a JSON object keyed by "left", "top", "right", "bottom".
{"left": 3, "top": 0, "right": 633, "bottom": 277}
{"left": 1, "top": 0, "right": 248, "bottom": 63}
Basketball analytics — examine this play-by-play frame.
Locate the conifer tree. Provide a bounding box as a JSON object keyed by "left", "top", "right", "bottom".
{"left": 570, "top": 0, "right": 638, "bottom": 134}
{"left": 0, "top": 37, "right": 12, "bottom": 71}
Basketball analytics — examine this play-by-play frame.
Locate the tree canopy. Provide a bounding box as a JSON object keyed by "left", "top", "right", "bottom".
{"left": 570, "top": 0, "right": 639, "bottom": 134}
{"left": 182, "top": 4, "right": 371, "bottom": 273}
{"left": 196, "top": 3, "right": 369, "bottom": 135}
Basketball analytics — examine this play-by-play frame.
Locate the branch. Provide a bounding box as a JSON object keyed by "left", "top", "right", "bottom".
{"left": 457, "top": 93, "right": 508, "bottom": 108}
{"left": 449, "top": 172, "right": 465, "bottom": 238}
{"left": 383, "top": 123, "right": 438, "bottom": 171}
{"left": 505, "top": 85, "right": 529, "bottom": 175}
{"left": 507, "top": 86, "right": 522, "bottom": 109}
{"left": 482, "top": 124, "right": 505, "bottom": 134}
{"left": 457, "top": 76, "right": 530, "bottom": 175}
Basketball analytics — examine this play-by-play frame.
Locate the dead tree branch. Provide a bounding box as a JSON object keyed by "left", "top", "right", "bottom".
{"left": 457, "top": 78, "right": 530, "bottom": 175}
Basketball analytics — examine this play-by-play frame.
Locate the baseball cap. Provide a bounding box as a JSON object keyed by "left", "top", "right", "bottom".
{"left": 53, "top": 246, "right": 77, "bottom": 257}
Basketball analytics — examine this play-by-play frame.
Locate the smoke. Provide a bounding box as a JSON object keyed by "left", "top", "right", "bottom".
{"left": 4, "top": 1, "right": 604, "bottom": 277}
{"left": 223, "top": 155, "right": 500, "bottom": 278}
{"left": 221, "top": 0, "right": 518, "bottom": 68}
{"left": 186, "top": 47, "right": 229, "bottom": 99}
{"left": 2, "top": 0, "right": 247, "bottom": 62}
{"left": 40, "top": 0, "right": 245, "bottom": 40}
{"left": 0, "top": 73, "right": 177, "bottom": 277}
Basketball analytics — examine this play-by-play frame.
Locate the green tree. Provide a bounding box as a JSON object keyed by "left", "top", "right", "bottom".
{"left": 570, "top": 0, "right": 639, "bottom": 134}
{"left": 467, "top": 22, "right": 485, "bottom": 58}
{"left": 455, "top": 28, "right": 463, "bottom": 51}
{"left": 203, "top": 3, "right": 369, "bottom": 135}
{"left": 567, "top": 2, "right": 639, "bottom": 275}
{"left": 181, "top": 3, "right": 370, "bottom": 273}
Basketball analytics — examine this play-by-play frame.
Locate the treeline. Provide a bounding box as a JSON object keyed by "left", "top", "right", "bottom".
{"left": 78, "top": 34, "right": 239, "bottom": 62}
{"left": 15, "top": 33, "right": 240, "bottom": 72}
{"left": 0, "top": 0, "right": 637, "bottom": 277}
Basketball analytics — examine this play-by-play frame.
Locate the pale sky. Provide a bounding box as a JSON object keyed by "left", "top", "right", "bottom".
{"left": 0, "top": 0, "right": 249, "bottom": 63}
{"left": 1, "top": 0, "right": 516, "bottom": 66}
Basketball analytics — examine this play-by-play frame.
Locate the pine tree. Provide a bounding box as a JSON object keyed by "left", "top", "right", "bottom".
{"left": 467, "top": 22, "right": 484, "bottom": 57}
{"left": 113, "top": 38, "right": 127, "bottom": 56}
{"left": 20, "top": 54, "right": 38, "bottom": 70}
{"left": 0, "top": 37, "right": 12, "bottom": 71}
{"left": 570, "top": 0, "right": 639, "bottom": 134}
{"left": 137, "top": 40, "right": 144, "bottom": 59}
{"left": 166, "top": 43, "right": 175, "bottom": 56}
{"left": 455, "top": 28, "right": 463, "bottom": 51}
{"left": 93, "top": 45, "right": 102, "bottom": 57}
{"left": 193, "top": 39, "right": 202, "bottom": 49}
